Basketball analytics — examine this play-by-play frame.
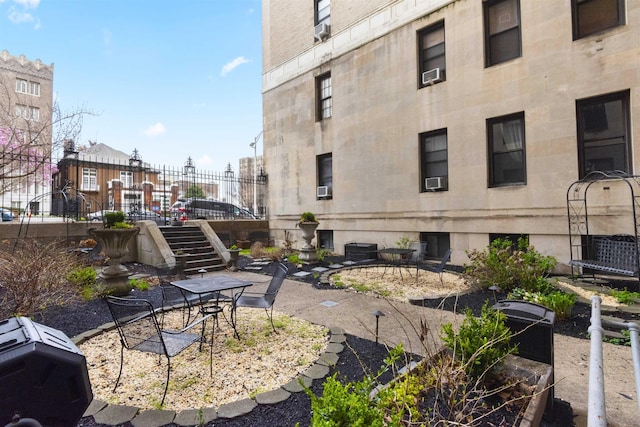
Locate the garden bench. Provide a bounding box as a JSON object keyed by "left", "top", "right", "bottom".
{"left": 570, "top": 236, "right": 639, "bottom": 277}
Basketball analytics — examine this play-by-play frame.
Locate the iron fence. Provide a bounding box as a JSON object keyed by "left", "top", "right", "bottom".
{"left": 0, "top": 153, "right": 268, "bottom": 223}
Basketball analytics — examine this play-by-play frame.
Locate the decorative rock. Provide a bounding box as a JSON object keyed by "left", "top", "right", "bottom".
{"left": 302, "top": 363, "right": 330, "bottom": 379}
{"left": 317, "top": 352, "right": 339, "bottom": 367}
{"left": 326, "top": 342, "right": 344, "bottom": 353}
{"left": 282, "top": 375, "right": 313, "bottom": 393}
{"left": 217, "top": 398, "right": 257, "bottom": 419}
{"left": 329, "top": 334, "right": 347, "bottom": 343}
{"left": 131, "top": 409, "right": 176, "bottom": 427}
{"left": 83, "top": 400, "right": 108, "bottom": 417}
{"left": 174, "top": 407, "right": 217, "bottom": 426}
{"left": 93, "top": 404, "right": 139, "bottom": 425}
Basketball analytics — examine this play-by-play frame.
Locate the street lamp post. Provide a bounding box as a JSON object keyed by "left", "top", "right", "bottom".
{"left": 129, "top": 148, "right": 143, "bottom": 213}
{"left": 249, "top": 131, "right": 263, "bottom": 216}
{"left": 184, "top": 156, "right": 196, "bottom": 202}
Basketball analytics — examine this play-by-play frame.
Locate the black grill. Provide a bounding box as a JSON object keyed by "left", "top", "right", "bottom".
{"left": 0, "top": 317, "right": 93, "bottom": 427}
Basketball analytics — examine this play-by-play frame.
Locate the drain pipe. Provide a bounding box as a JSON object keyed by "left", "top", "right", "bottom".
{"left": 601, "top": 316, "right": 640, "bottom": 414}
{"left": 588, "top": 295, "right": 607, "bottom": 427}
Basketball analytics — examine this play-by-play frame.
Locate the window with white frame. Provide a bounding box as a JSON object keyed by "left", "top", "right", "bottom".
{"left": 120, "top": 171, "right": 133, "bottom": 187}
{"left": 572, "top": 0, "right": 625, "bottom": 40}
{"left": 29, "top": 106, "right": 40, "bottom": 121}
{"left": 15, "top": 78, "right": 40, "bottom": 96}
{"left": 487, "top": 112, "right": 526, "bottom": 186}
{"left": 82, "top": 168, "right": 98, "bottom": 191}
{"left": 15, "top": 104, "right": 39, "bottom": 121}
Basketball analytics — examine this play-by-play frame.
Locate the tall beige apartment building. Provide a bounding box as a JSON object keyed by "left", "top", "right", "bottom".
{"left": 0, "top": 50, "right": 54, "bottom": 215}
{"left": 262, "top": 0, "right": 639, "bottom": 270}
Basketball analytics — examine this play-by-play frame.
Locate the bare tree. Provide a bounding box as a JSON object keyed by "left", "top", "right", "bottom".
{"left": 0, "top": 80, "right": 92, "bottom": 195}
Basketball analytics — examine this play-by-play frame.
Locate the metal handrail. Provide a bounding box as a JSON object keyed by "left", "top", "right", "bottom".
{"left": 588, "top": 295, "right": 640, "bottom": 426}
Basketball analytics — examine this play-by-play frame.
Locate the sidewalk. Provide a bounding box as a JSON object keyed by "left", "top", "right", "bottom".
{"left": 228, "top": 271, "right": 638, "bottom": 427}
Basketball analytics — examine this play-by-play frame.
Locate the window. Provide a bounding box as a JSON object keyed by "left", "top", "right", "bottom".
{"left": 15, "top": 79, "right": 27, "bottom": 93}
{"left": 318, "top": 230, "right": 334, "bottom": 250}
{"left": 317, "top": 153, "right": 332, "bottom": 199}
{"left": 120, "top": 171, "right": 133, "bottom": 187}
{"left": 576, "top": 91, "right": 630, "bottom": 178}
{"left": 487, "top": 112, "right": 526, "bottom": 186}
{"left": 419, "top": 232, "right": 450, "bottom": 259}
{"left": 484, "top": 0, "right": 521, "bottom": 67}
{"left": 572, "top": 0, "right": 625, "bottom": 39}
{"left": 418, "top": 21, "right": 445, "bottom": 87}
{"left": 15, "top": 79, "right": 40, "bottom": 96}
{"left": 316, "top": 73, "right": 332, "bottom": 120}
{"left": 82, "top": 168, "right": 98, "bottom": 192}
{"left": 28, "top": 81, "right": 40, "bottom": 96}
{"left": 15, "top": 105, "right": 39, "bottom": 121}
{"left": 315, "top": 0, "right": 330, "bottom": 26}
{"left": 420, "top": 129, "right": 448, "bottom": 192}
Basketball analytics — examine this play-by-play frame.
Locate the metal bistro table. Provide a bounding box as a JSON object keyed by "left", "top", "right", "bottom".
{"left": 377, "top": 248, "right": 416, "bottom": 279}
{"left": 171, "top": 276, "right": 252, "bottom": 340}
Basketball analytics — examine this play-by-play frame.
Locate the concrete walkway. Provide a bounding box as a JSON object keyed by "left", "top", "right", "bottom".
{"left": 82, "top": 269, "right": 638, "bottom": 426}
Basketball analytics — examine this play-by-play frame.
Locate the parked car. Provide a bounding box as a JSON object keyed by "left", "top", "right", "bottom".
{"left": 0, "top": 208, "right": 14, "bottom": 222}
{"left": 127, "top": 209, "right": 169, "bottom": 225}
{"left": 170, "top": 199, "right": 258, "bottom": 220}
{"left": 88, "top": 209, "right": 169, "bottom": 225}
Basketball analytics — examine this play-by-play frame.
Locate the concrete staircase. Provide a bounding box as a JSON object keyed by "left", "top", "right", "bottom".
{"left": 160, "top": 225, "right": 226, "bottom": 276}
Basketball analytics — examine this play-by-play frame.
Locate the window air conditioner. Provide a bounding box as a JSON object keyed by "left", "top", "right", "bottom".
{"left": 422, "top": 68, "right": 442, "bottom": 86}
{"left": 317, "top": 186, "right": 332, "bottom": 198}
{"left": 314, "top": 22, "right": 330, "bottom": 41}
{"left": 425, "top": 176, "right": 446, "bottom": 190}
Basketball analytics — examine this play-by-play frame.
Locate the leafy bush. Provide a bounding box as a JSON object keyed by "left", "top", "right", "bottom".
{"left": 508, "top": 287, "right": 576, "bottom": 320}
{"left": 299, "top": 212, "right": 317, "bottom": 223}
{"left": 129, "top": 277, "right": 150, "bottom": 291}
{"left": 67, "top": 265, "right": 97, "bottom": 287}
{"left": 441, "top": 302, "right": 516, "bottom": 380}
{"left": 611, "top": 289, "right": 640, "bottom": 305}
{"left": 303, "top": 345, "right": 405, "bottom": 427}
{"left": 104, "top": 211, "right": 126, "bottom": 228}
{"left": 0, "top": 239, "right": 82, "bottom": 318}
{"left": 464, "top": 237, "right": 556, "bottom": 292}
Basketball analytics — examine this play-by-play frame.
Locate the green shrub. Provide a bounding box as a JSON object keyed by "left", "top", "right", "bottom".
{"left": 67, "top": 266, "right": 97, "bottom": 287}
{"left": 129, "top": 277, "right": 150, "bottom": 291}
{"left": 104, "top": 211, "right": 126, "bottom": 228}
{"left": 303, "top": 345, "right": 406, "bottom": 427}
{"left": 509, "top": 287, "right": 576, "bottom": 320}
{"left": 611, "top": 289, "right": 640, "bottom": 305}
{"left": 464, "top": 237, "right": 556, "bottom": 292}
{"left": 441, "top": 302, "right": 516, "bottom": 380}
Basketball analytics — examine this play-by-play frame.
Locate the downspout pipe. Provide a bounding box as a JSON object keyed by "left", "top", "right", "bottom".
{"left": 588, "top": 295, "right": 607, "bottom": 427}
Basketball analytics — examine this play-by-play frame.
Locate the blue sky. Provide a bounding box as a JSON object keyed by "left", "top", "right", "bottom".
{"left": 0, "top": 0, "right": 263, "bottom": 173}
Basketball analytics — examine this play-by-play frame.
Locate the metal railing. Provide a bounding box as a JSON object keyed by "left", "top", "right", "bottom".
{"left": 588, "top": 295, "right": 640, "bottom": 426}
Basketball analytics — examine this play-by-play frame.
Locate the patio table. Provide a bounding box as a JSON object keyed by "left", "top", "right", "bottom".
{"left": 377, "top": 248, "right": 416, "bottom": 279}
{"left": 171, "top": 276, "right": 252, "bottom": 340}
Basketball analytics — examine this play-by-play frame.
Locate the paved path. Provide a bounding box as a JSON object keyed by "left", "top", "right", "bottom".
{"left": 228, "top": 271, "right": 638, "bottom": 427}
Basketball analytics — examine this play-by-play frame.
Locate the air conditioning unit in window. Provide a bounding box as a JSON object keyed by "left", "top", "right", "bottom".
{"left": 317, "top": 186, "right": 332, "bottom": 198}
{"left": 425, "top": 176, "right": 446, "bottom": 191}
{"left": 314, "top": 22, "right": 330, "bottom": 41}
{"left": 422, "top": 68, "right": 442, "bottom": 86}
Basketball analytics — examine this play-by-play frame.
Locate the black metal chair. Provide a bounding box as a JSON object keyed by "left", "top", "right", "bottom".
{"left": 233, "top": 263, "right": 288, "bottom": 333}
{"left": 105, "top": 296, "right": 216, "bottom": 406}
{"left": 157, "top": 266, "right": 202, "bottom": 328}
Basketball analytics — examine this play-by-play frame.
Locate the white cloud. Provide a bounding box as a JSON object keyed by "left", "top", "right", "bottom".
{"left": 6, "top": 0, "right": 40, "bottom": 27}
{"left": 8, "top": 9, "right": 31, "bottom": 23}
{"left": 220, "top": 56, "right": 250, "bottom": 77}
{"left": 143, "top": 122, "right": 166, "bottom": 137}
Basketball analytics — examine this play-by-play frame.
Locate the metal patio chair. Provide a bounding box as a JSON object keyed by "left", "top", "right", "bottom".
{"left": 233, "top": 262, "right": 288, "bottom": 333}
{"left": 105, "top": 296, "right": 216, "bottom": 406}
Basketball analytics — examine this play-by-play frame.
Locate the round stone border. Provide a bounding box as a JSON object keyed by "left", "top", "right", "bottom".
{"left": 74, "top": 320, "right": 346, "bottom": 427}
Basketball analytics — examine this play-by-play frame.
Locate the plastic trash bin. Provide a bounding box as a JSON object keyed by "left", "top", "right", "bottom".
{"left": 493, "top": 300, "right": 555, "bottom": 420}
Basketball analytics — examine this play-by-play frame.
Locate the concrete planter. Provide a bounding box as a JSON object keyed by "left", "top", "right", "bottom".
{"left": 90, "top": 227, "right": 139, "bottom": 296}
{"left": 374, "top": 352, "right": 552, "bottom": 427}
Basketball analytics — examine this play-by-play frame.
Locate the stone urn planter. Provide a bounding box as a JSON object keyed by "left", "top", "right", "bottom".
{"left": 297, "top": 211, "right": 318, "bottom": 262}
{"left": 228, "top": 248, "right": 241, "bottom": 271}
{"left": 90, "top": 227, "right": 140, "bottom": 296}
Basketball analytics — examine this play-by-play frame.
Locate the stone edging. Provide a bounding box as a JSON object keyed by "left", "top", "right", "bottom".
{"left": 74, "top": 323, "right": 346, "bottom": 427}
